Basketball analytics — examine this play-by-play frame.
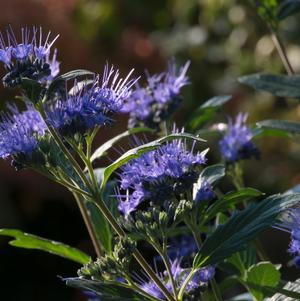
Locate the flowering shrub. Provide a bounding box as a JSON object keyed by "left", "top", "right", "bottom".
{"left": 2, "top": 2, "right": 300, "bottom": 300}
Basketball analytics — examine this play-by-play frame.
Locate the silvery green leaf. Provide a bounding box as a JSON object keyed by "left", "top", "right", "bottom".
{"left": 239, "top": 74, "right": 300, "bottom": 98}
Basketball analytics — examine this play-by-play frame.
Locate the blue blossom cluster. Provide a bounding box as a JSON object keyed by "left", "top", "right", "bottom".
{"left": 117, "top": 136, "right": 207, "bottom": 217}
{"left": 121, "top": 60, "right": 190, "bottom": 129}
{"left": 0, "top": 103, "right": 46, "bottom": 162}
{"left": 46, "top": 65, "right": 136, "bottom": 136}
{"left": 0, "top": 26, "right": 59, "bottom": 87}
{"left": 139, "top": 259, "right": 215, "bottom": 299}
{"left": 193, "top": 178, "right": 214, "bottom": 203}
{"left": 282, "top": 208, "right": 300, "bottom": 267}
{"left": 219, "top": 113, "right": 260, "bottom": 163}
{"left": 167, "top": 235, "right": 198, "bottom": 260}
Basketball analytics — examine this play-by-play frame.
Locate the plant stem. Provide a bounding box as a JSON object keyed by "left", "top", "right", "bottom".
{"left": 186, "top": 220, "right": 223, "bottom": 301}
{"left": 126, "top": 278, "right": 163, "bottom": 301}
{"left": 37, "top": 106, "right": 175, "bottom": 301}
{"left": 153, "top": 240, "right": 178, "bottom": 299}
{"left": 73, "top": 192, "right": 103, "bottom": 257}
{"left": 92, "top": 199, "right": 176, "bottom": 301}
{"left": 269, "top": 26, "right": 294, "bottom": 75}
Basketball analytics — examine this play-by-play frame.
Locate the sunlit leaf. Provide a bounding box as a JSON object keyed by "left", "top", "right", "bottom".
{"left": 0, "top": 229, "right": 90, "bottom": 265}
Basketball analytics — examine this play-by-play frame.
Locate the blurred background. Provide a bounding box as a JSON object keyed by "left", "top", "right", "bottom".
{"left": 0, "top": 0, "right": 300, "bottom": 300}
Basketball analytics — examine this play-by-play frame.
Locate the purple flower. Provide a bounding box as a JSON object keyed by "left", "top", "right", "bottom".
{"left": 121, "top": 60, "right": 190, "bottom": 129}
{"left": 0, "top": 26, "right": 59, "bottom": 87}
{"left": 117, "top": 132, "right": 207, "bottom": 217}
{"left": 137, "top": 258, "right": 214, "bottom": 300}
{"left": 0, "top": 103, "right": 46, "bottom": 160}
{"left": 219, "top": 113, "right": 260, "bottom": 163}
{"left": 46, "top": 64, "right": 136, "bottom": 136}
{"left": 193, "top": 178, "right": 214, "bottom": 203}
{"left": 167, "top": 235, "right": 198, "bottom": 260}
{"left": 281, "top": 208, "right": 300, "bottom": 268}
{"left": 44, "top": 48, "right": 60, "bottom": 81}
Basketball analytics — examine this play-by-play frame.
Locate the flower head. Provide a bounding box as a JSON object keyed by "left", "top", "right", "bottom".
{"left": 167, "top": 235, "right": 198, "bottom": 260}
{"left": 219, "top": 113, "right": 260, "bottom": 163}
{"left": 281, "top": 208, "right": 300, "bottom": 268}
{"left": 46, "top": 64, "right": 136, "bottom": 136}
{"left": 117, "top": 132, "right": 207, "bottom": 218}
{"left": 121, "top": 60, "right": 190, "bottom": 129}
{"left": 193, "top": 178, "right": 214, "bottom": 203}
{"left": 137, "top": 258, "right": 214, "bottom": 300}
{"left": 0, "top": 26, "right": 59, "bottom": 87}
{"left": 0, "top": 103, "right": 46, "bottom": 166}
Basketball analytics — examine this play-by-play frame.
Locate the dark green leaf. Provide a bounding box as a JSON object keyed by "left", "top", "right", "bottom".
{"left": 85, "top": 201, "right": 113, "bottom": 254}
{"left": 245, "top": 282, "right": 300, "bottom": 300}
{"left": 245, "top": 262, "right": 281, "bottom": 301}
{"left": 90, "top": 127, "right": 154, "bottom": 164}
{"left": 277, "top": 0, "right": 300, "bottom": 20}
{"left": 22, "top": 78, "right": 44, "bottom": 103}
{"left": 205, "top": 188, "right": 263, "bottom": 222}
{"left": 187, "top": 95, "right": 231, "bottom": 130}
{"left": 200, "top": 95, "right": 232, "bottom": 109}
{"left": 65, "top": 277, "right": 150, "bottom": 301}
{"left": 270, "top": 279, "right": 300, "bottom": 300}
{"left": 252, "top": 127, "right": 290, "bottom": 139}
{"left": 0, "top": 229, "right": 90, "bottom": 265}
{"left": 69, "top": 79, "right": 95, "bottom": 95}
{"left": 239, "top": 74, "right": 300, "bottom": 98}
{"left": 200, "top": 164, "right": 225, "bottom": 186}
{"left": 100, "top": 133, "right": 206, "bottom": 193}
{"left": 48, "top": 69, "right": 94, "bottom": 95}
{"left": 193, "top": 193, "right": 300, "bottom": 268}
{"left": 256, "top": 119, "right": 300, "bottom": 134}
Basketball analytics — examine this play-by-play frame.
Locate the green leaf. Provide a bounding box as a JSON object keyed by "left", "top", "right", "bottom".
{"left": 252, "top": 127, "right": 290, "bottom": 139}
{"left": 245, "top": 262, "right": 281, "bottom": 301}
{"left": 22, "top": 78, "right": 44, "bottom": 103}
{"left": 200, "top": 164, "right": 225, "bottom": 186}
{"left": 270, "top": 279, "right": 300, "bottom": 300}
{"left": 277, "top": 0, "right": 300, "bottom": 20}
{"left": 90, "top": 127, "right": 154, "bottom": 164}
{"left": 256, "top": 119, "right": 300, "bottom": 135}
{"left": 239, "top": 73, "right": 300, "bottom": 98}
{"left": 245, "top": 283, "right": 300, "bottom": 300}
{"left": 187, "top": 95, "right": 231, "bottom": 130}
{"left": 193, "top": 193, "right": 300, "bottom": 268}
{"left": 226, "top": 246, "right": 257, "bottom": 277}
{"left": 65, "top": 277, "right": 150, "bottom": 301}
{"left": 48, "top": 69, "right": 94, "bottom": 95}
{"left": 0, "top": 229, "right": 90, "bottom": 265}
{"left": 100, "top": 133, "right": 206, "bottom": 193}
{"left": 85, "top": 201, "right": 113, "bottom": 254}
{"left": 69, "top": 79, "right": 95, "bottom": 95}
{"left": 200, "top": 95, "right": 232, "bottom": 109}
{"left": 204, "top": 188, "right": 263, "bottom": 222}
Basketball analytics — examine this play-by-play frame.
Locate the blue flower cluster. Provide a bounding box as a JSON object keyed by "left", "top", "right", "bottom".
{"left": 46, "top": 65, "right": 137, "bottom": 136}
{"left": 193, "top": 178, "right": 214, "bottom": 203}
{"left": 282, "top": 208, "right": 300, "bottom": 267}
{"left": 0, "top": 103, "right": 46, "bottom": 161}
{"left": 139, "top": 259, "right": 215, "bottom": 299}
{"left": 0, "top": 26, "right": 59, "bottom": 87}
{"left": 219, "top": 113, "right": 260, "bottom": 163}
{"left": 117, "top": 136, "right": 207, "bottom": 217}
{"left": 121, "top": 60, "right": 190, "bottom": 129}
{"left": 167, "top": 235, "right": 198, "bottom": 260}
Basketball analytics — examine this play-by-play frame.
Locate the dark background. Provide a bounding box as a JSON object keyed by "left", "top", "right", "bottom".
{"left": 0, "top": 0, "right": 300, "bottom": 300}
